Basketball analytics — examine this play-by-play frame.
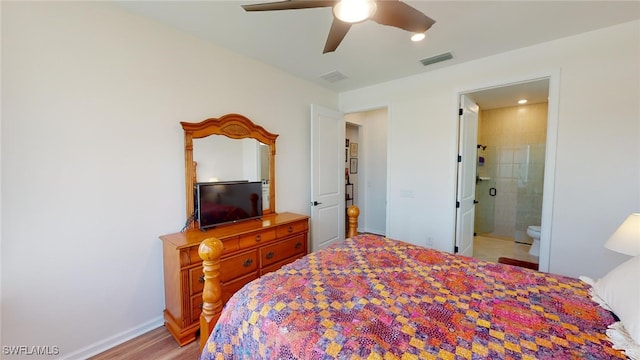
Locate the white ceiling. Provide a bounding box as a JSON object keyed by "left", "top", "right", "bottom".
{"left": 467, "top": 78, "right": 550, "bottom": 110}
{"left": 114, "top": 0, "right": 639, "bottom": 106}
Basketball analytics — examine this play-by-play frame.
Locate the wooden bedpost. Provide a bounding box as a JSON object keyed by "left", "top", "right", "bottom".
{"left": 198, "top": 237, "right": 224, "bottom": 350}
{"left": 347, "top": 205, "right": 360, "bottom": 238}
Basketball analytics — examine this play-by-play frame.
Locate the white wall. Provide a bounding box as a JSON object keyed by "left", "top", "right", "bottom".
{"left": 1, "top": 2, "right": 336, "bottom": 359}
{"left": 340, "top": 20, "right": 640, "bottom": 279}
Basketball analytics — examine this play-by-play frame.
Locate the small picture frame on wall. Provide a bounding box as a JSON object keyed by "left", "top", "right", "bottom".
{"left": 345, "top": 149, "right": 348, "bottom": 162}
{"left": 350, "top": 158, "right": 358, "bottom": 174}
{"left": 346, "top": 139, "right": 350, "bottom": 147}
{"left": 350, "top": 143, "right": 358, "bottom": 157}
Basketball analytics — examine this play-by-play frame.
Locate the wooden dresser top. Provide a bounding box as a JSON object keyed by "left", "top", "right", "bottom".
{"left": 160, "top": 212, "right": 309, "bottom": 249}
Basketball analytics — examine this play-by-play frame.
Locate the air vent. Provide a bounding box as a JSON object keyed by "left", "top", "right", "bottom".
{"left": 420, "top": 52, "right": 453, "bottom": 66}
{"left": 320, "top": 70, "right": 348, "bottom": 83}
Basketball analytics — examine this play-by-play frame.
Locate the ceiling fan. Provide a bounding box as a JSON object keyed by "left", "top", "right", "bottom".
{"left": 241, "top": 0, "right": 436, "bottom": 53}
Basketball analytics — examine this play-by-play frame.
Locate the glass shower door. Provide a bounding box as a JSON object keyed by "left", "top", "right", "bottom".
{"left": 474, "top": 145, "right": 495, "bottom": 235}
{"left": 474, "top": 176, "right": 495, "bottom": 234}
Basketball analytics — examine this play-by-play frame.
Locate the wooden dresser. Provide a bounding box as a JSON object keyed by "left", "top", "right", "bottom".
{"left": 160, "top": 212, "right": 309, "bottom": 346}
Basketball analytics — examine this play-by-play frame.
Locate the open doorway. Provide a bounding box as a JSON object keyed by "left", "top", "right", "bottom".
{"left": 455, "top": 74, "right": 559, "bottom": 272}
{"left": 345, "top": 122, "right": 360, "bottom": 236}
{"left": 344, "top": 108, "right": 388, "bottom": 237}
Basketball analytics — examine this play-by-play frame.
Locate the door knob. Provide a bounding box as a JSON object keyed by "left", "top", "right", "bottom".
{"left": 311, "top": 201, "right": 322, "bottom": 206}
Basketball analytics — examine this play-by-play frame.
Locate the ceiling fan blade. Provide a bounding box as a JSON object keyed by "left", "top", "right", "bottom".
{"left": 323, "top": 18, "right": 352, "bottom": 53}
{"left": 371, "top": 0, "right": 436, "bottom": 33}
{"left": 242, "top": 0, "right": 336, "bottom": 12}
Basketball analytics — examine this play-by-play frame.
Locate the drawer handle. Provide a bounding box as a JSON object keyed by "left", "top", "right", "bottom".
{"left": 243, "top": 258, "right": 254, "bottom": 267}
{"left": 198, "top": 275, "right": 205, "bottom": 283}
{"left": 287, "top": 226, "right": 294, "bottom": 233}
{"left": 295, "top": 242, "right": 302, "bottom": 249}
{"left": 266, "top": 251, "right": 275, "bottom": 259}
{"left": 255, "top": 234, "right": 262, "bottom": 242}
{"left": 198, "top": 303, "right": 203, "bottom": 310}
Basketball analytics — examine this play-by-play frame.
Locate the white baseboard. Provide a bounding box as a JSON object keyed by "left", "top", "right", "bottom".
{"left": 60, "top": 316, "right": 164, "bottom": 360}
{"left": 362, "top": 227, "right": 385, "bottom": 236}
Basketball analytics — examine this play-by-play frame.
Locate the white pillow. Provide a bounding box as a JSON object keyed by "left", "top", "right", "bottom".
{"left": 593, "top": 255, "right": 640, "bottom": 345}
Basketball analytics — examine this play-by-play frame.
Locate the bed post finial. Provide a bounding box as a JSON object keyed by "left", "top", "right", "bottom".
{"left": 198, "top": 237, "right": 224, "bottom": 350}
{"left": 347, "top": 205, "right": 360, "bottom": 238}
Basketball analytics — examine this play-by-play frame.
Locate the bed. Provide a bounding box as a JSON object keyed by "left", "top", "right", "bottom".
{"left": 197, "top": 206, "right": 638, "bottom": 359}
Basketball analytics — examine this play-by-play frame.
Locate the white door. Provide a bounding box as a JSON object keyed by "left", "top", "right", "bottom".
{"left": 454, "top": 95, "right": 479, "bottom": 256}
{"left": 310, "top": 104, "right": 345, "bottom": 251}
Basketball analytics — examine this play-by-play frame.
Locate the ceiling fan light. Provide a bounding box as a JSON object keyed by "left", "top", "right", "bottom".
{"left": 411, "top": 32, "right": 426, "bottom": 42}
{"left": 333, "top": 0, "right": 377, "bottom": 23}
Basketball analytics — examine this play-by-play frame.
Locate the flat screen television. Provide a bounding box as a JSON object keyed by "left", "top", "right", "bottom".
{"left": 195, "top": 181, "right": 263, "bottom": 230}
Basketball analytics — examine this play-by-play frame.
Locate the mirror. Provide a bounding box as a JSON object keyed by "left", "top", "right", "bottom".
{"left": 192, "top": 136, "right": 270, "bottom": 211}
{"left": 182, "top": 114, "right": 278, "bottom": 229}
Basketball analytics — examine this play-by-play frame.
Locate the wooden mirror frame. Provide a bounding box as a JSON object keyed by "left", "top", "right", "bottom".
{"left": 182, "top": 114, "right": 278, "bottom": 230}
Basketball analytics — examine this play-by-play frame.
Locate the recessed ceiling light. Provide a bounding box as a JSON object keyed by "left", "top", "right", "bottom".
{"left": 518, "top": 99, "right": 528, "bottom": 104}
{"left": 411, "top": 33, "right": 426, "bottom": 42}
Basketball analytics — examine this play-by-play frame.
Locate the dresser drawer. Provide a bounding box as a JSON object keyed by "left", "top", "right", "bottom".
{"left": 191, "top": 293, "right": 204, "bottom": 324}
{"left": 260, "top": 234, "right": 306, "bottom": 267}
{"left": 222, "top": 273, "right": 258, "bottom": 303}
{"left": 276, "top": 220, "right": 308, "bottom": 238}
{"left": 191, "top": 272, "right": 259, "bottom": 324}
{"left": 219, "top": 250, "right": 258, "bottom": 283}
{"left": 185, "top": 238, "right": 239, "bottom": 266}
{"left": 261, "top": 254, "right": 304, "bottom": 276}
{"left": 189, "top": 266, "right": 205, "bottom": 295}
{"left": 238, "top": 229, "right": 276, "bottom": 249}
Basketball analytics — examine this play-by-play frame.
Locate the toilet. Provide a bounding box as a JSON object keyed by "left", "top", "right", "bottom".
{"left": 527, "top": 225, "right": 541, "bottom": 256}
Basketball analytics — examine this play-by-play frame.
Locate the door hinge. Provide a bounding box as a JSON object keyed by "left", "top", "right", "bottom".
{"left": 456, "top": 201, "right": 460, "bottom": 208}
{"left": 459, "top": 108, "right": 463, "bottom": 116}
{"left": 457, "top": 155, "right": 462, "bottom": 162}
{"left": 454, "top": 246, "right": 459, "bottom": 253}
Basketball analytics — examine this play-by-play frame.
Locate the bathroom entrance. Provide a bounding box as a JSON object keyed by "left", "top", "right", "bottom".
{"left": 458, "top": 77, "right": 555, "bottom": 269}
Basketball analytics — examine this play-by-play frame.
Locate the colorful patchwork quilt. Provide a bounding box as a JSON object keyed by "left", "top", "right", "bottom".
{"left": 201, "top": 234, "right": 625, "bottom": 359}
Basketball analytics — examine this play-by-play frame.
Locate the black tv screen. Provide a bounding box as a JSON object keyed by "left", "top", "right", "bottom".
{"left": 195, "top": 181, "right": 263, "bottom": 229}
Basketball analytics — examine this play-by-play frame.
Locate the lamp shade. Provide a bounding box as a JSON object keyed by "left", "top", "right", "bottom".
{"left": 604, "top": 213, "right": 640, "bottom": 256}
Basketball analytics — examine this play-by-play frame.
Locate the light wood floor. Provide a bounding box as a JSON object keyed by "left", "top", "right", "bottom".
{"left": 473, "top": 234, "right": 538, "bottom": 264}
{"left": 89, "top": 326, "right": 201, "bottom": 360}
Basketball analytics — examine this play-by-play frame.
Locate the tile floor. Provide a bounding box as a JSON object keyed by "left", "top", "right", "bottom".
{"left": 472, "top": 234, "right": 539, "bottom": 264}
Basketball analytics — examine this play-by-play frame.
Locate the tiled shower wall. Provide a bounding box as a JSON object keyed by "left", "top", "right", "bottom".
{"left": 476, "top": 103, "right": 548, "bottom": 241}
